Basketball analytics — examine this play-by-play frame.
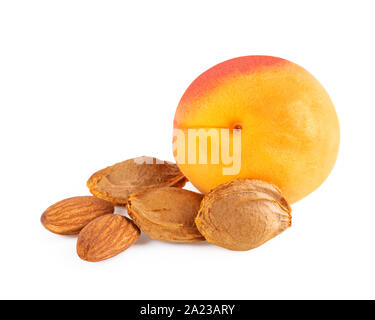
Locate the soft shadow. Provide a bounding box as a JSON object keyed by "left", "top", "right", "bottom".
{"left": 134, "top": 233, "right": 212, "bottom": 247}
{"left": 134, "top": 232, "right": 153, "bottom": 246}
{"left": 166, "top": 240, "right": 212, "bottom": 248}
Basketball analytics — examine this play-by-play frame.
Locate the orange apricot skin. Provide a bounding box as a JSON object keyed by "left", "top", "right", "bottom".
{"left": 173, "top": 56, "right": 340, "bottom": 204}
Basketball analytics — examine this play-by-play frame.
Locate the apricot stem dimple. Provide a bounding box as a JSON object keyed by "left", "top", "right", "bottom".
{"left": 233, "top": 124, "right": 242, "bottom": 130}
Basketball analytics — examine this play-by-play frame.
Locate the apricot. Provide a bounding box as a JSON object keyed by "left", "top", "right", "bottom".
{"left": 173, "top": 56, "right": 340, "bottom": 203}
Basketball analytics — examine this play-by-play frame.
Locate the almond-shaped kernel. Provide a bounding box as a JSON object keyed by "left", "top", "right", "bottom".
{"left": 87, "top": 156, "right": 187, "bottom": 205}
{"left": 127, "top": 187, "right": 204, "bottom": 242}
{"left": 195, "top": 179, "right": 292, "bottom": 251}
{"left": 77, "top": 214, "right": 140, "bottom": 262}
{"left": 41, "top": 196, "right": 114, "bottom": 235}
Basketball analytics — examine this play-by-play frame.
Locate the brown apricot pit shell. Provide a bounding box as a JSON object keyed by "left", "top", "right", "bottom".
{"left": 127, "top": 187, "right": 204, "bottom": 242}
{"left": 195, "top": 179, "right": 292, "bottom": 251}
{"left": 87, "top": 156, "right": 187, "bottom": 205}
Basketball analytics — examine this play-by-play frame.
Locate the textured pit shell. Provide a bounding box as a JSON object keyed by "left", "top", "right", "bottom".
{"left": 127, "top": 187, "right": 204, "bottom": 242}
{"left": 77, "top": 214, "right": 140, "bottom": 262}
{"left": 87, "top": 156, "right": 187, "bottom": 205}
{"left": 195, "top": 179, "right": 292, "bottom": 251}
{"left": 41, "top": 196, "right": 114, "bottom": 235}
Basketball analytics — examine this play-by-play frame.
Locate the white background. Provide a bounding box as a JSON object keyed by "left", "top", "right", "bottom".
{"left": 0, "top": 0, "right": 374, "bottom": 300}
